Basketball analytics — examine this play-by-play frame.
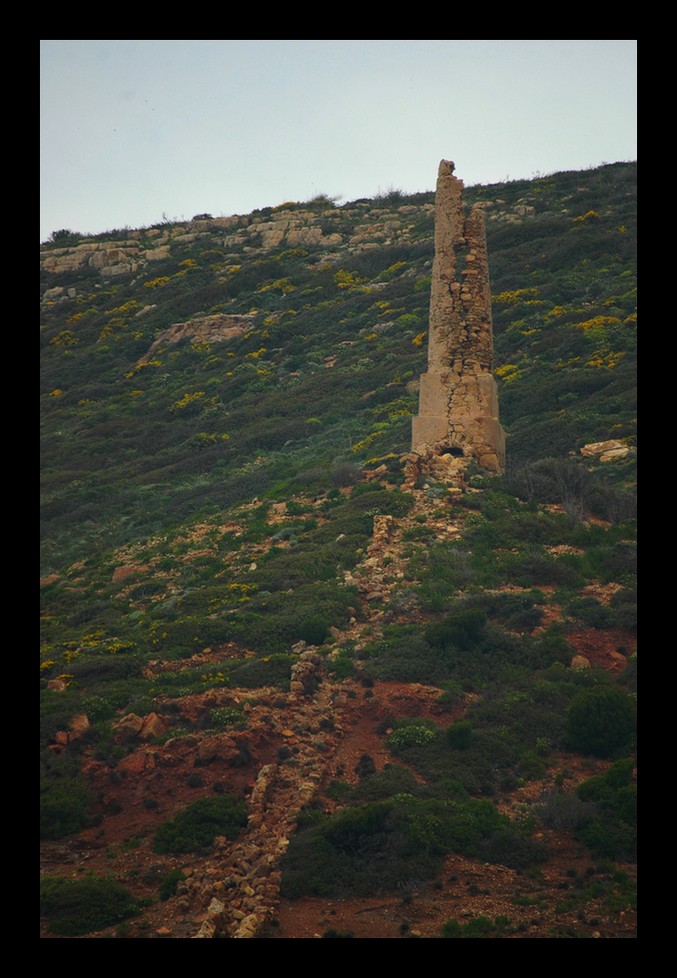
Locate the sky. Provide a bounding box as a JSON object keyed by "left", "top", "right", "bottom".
{"left": 40, "top": 40, "right": 637, "bottom": 243}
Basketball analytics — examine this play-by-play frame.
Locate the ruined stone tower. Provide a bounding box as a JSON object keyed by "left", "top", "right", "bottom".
{"left": 411, "top": 160, "right": 506, "bottom": 473}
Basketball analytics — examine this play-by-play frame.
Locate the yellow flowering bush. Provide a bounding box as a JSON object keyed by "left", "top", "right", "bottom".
{"left": 173, "top": 391, "right": 206, "bottom": 411}
{"left": 50, "top": 330, "right": 79, "bottom": 347}
{"left": 493, "top": 288, "right": 538, "bottom": 304}
{"left": 144, "top": 276, "right": 171, "bottom": 289}
{"left": 334, "top": 269, "right": 365, "bottom": 290}
{"left": 576, "top": 316, "right": 621, "bottom": 333}
{"left": 572, "top": 210, "right": 600, "bottom": 223}
{"left": 201, "top": 671, "right": 229, "bottom": 688}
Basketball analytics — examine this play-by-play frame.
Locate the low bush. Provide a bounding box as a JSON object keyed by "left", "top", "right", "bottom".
{"left": 298, "top": 615, "right": 331, "bottom": 646}
{"left": 351, "top": 764, "right": 423, "bottom": 802}
{"left": 538, "top": 787, "right": 596, "bottom": 831}
{"left": 153, "top": 794, "right": 247, "bottom": 854}
{"left": 40, "top": 874, "right": 141, "bottom": 936}
{"left": 40, "top": 752, "right": 94, "bottom": 840}
{"left": 566, "top": 685, "right": 636, "bottom": 757}
{"left": 279, "top": 794, "right": 537, "bottom": 899}
{"left": 446, "top": 720, "right": 473, "bottom": 750}
{"left": 567, "top": 596, "right": 614, "bottom": 629}
{"left": 158, "top": 868, "right": 186, "bottom": 902}
{"left": 209, "top": 706, "right": 246, "bottom": 729}
{"left": 425, "top": 608, "right": 488, "bottom": 652}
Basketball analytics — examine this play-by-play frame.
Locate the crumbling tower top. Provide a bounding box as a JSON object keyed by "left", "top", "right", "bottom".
{"left": 411, "top": 160, "right": 505, "bottom": 473}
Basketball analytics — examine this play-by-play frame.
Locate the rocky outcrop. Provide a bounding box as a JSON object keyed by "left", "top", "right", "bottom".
{"left": 411, "top": 161, "right": 505, "bottom": 474}
{"left": 136, "top": 313, "right": 255, "bottom": 365}
{"left": 580, "top": 440, "right": 633, "bottom": 463}
{"left": 289, "top": 649, "right": 325, "bottom": 698}
{"left": 113, "top": 712, "right": 170, "bottom": 742}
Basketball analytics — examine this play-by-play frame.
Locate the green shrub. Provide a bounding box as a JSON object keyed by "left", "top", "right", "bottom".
{"left": 40, "top": 874, "right": 141, "bottom": 936}
{"left": 566, "top": 685, "right": 636, "bottom": 757}
{"left": 387, "top": 724, "right": 437, "bottom": 752}
{"left": 446, "top": 720, "right": 473, "bottom": 750}
{"left": 40, "top": 754, "right": 94, "bottom": 840}
{"left": 537, "top": 788, "right": 597, "bottom": 831}
{"left": 425, "top": 609, "right": 487, "bottom": 652}
{"left": 153, "top": 794, "right": 247, "bottom": 854}
{"left": 351, "top": 764, "right": 423, "bottom": 801}
{"left": 298, "top": 615, "right": 330, "bottom": 646}
{"left": 209, "top": 706, "right": 246, "bottom": 729}
{"left": 49, "top": 228, "right": 81, "bottom": 245}
{"left": 567, "top": 596, "right": 614, "bottom": 628}
{"left": 279, "top": 794, "right": 526, "bottom": 899}
{"left": 574, "top": 761, "right": 637, "bottom": 861}
{"left": 158, "top": 868, "right": 186, "bottom": 902}
{"left": 477, "top": 828, "right": 548, "bottom": 870}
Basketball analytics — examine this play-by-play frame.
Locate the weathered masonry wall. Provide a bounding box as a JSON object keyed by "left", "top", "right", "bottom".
{"left": 411, "top": 160, "right": 506, "bottom": 473}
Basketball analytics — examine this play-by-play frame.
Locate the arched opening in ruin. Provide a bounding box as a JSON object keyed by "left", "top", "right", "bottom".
{"left": 441, "top": 444, "right": 465, "bottom": 458}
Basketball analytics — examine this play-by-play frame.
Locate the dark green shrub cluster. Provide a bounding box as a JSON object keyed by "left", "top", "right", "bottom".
{"left": 40, "top": 777, "right": 93, "bottom": 840}
{"left": 425, "top": 608, "right": 488, "bottom": 652}
{"left": 40, "top": 751, "right": 94, "bottom": 840}
{"left": 40, "top": 874, "right": 141, "bottom": 936}
{"left": 575, "top": 759, "right": 637, "bottom": 861}
{"left": 351, "top": 764, "right": 423, "bottom": 802}
{"left": 446, "top": 720, "right": 473, "bottom": 750}
{"left": 298, "top": 615, "right": 331, "bottom": 646}
{"left": 227, "top": 654, "right": 293, "bottom": 689}
{"left": 566, "top": 596, "right": 614, "bottom": 629}
{"left": 280, "top": 794, "right": 538, "bottom": 899}
{"left": 566, "top": 685, "right": 636, "bottom": 757}
{"left": 362, "top": 618, "right": 569, "bottom": 688}
{"left": 153, "top": 794, "right": 247, "bottom": 854}
{"left": 158, "top": 868, "right": 186, "bottom": 902}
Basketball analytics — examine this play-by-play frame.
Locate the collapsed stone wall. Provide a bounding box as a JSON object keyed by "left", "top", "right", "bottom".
{"left": 411, "top": 160, "right": 506, "bottom": 474}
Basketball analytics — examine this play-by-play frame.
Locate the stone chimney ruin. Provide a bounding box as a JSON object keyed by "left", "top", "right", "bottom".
{"left": 411, "top": 160, "right": 506, "bottom": 474}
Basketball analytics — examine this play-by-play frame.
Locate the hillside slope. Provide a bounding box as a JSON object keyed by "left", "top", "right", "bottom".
{"left": 40, "top": 162, "right": 637, "bottom": 939}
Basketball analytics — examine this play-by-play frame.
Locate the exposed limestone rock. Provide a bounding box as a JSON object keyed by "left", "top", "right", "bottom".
{"left": 571, "top": 655, "right": 592, "bottom": 670}
{"left": 232, "top": 913, "right": 261, "bottom": 938}
{"left": 138, "top": 712, "right": 169, "bottom": 740}
{"left": 43, "top": 287, "right": 66, "bottom": 301}
{"left": 193, "top": 919, "right": 217, "bottom": 939}
{"left": 113, "top": 711, "right": 169, "bottom": 742}
{"left": 411, "top": 161, "right": 505, "bottom": 474}
{"left": 69, "top": 714, "right": 91, "bottom": 739}
{"left": 580, "top": 439, "right": 632, "bottom": 462}
{"left": 289, "top": 650, "right": 324, "bottom": 698}
{"left": 41, "top": 242, "right": 141, "bottom": 276}
{"left": 114, "top": 713, "right": 145, "bottom": 737}
{"left": 136, "top": 313, "right": 254, "bottom": 365}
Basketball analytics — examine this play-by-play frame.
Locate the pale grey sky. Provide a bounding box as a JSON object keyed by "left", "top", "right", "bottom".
{"left": 40, "top": 40, "right": 637, "bottom": 242}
